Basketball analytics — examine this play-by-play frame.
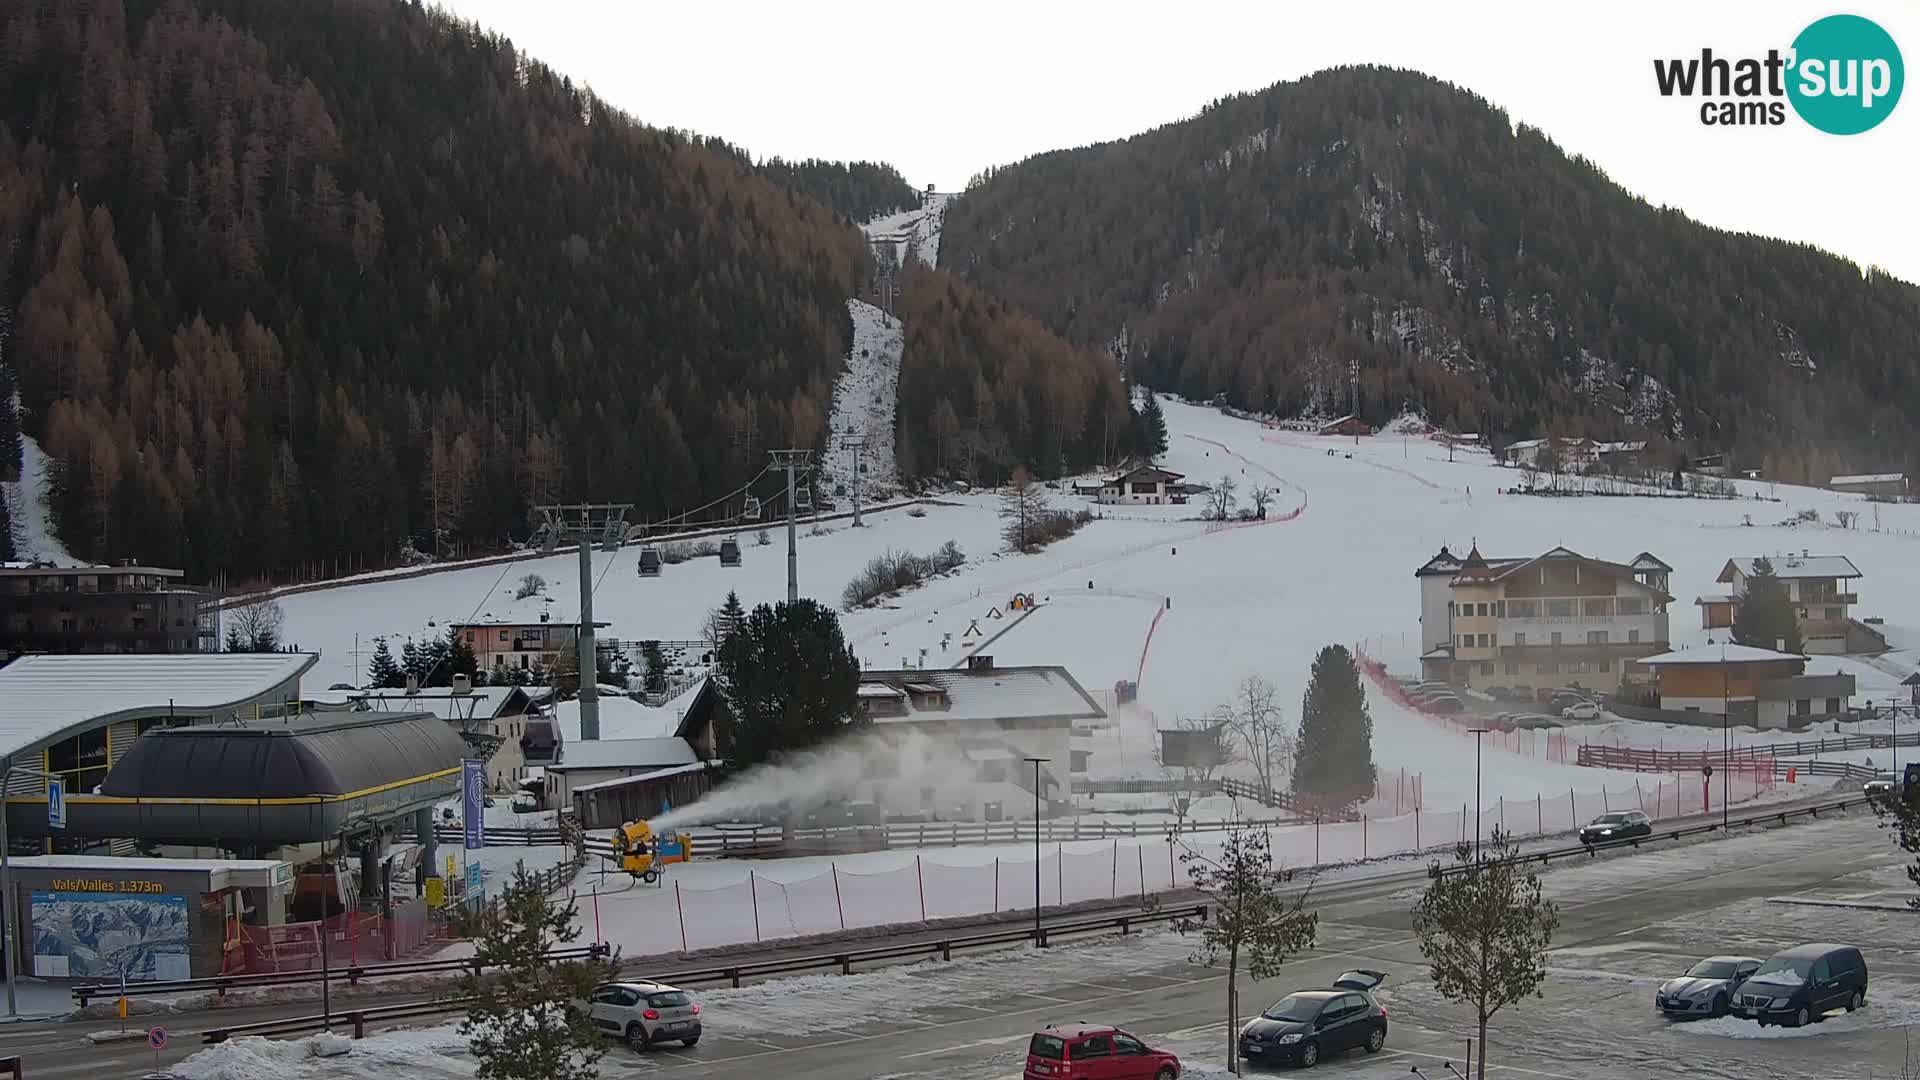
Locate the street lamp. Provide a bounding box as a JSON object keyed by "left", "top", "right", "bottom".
{"left": 1467, "top": 729, "right": 1489, "bottom": 860}
{"left": 1025, "top": 757, "right": 1050, "bottom": 946}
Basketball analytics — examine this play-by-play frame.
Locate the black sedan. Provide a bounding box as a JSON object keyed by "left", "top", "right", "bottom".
{"left": 1578, "top": 810, "right": 1652, "bottom": 845}
{"left": 1239, "top": 970, "right": 1387, "bottom": 1068}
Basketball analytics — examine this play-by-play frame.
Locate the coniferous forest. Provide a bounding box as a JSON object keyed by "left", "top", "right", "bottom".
{"left": 942, "top": 67, "right": 1920, "bottom": 481}
{"left": 1, "top": 0, "right": 876, "bottom": 580}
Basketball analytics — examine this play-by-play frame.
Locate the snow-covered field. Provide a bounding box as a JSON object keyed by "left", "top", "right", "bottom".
{"left": 278, "top": 397, "right": 1920, "bottom": 810}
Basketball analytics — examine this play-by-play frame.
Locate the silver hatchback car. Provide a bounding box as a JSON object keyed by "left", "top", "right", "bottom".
{"left": 584, "top": 980, "right": 702, "bottom": 1051}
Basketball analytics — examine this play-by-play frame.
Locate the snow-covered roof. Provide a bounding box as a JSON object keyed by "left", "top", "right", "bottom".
{"left": 1719, "top": 556, "right": 1862, "bottom": 581}
{"left": 858, "top": 683, "right": 906, "bottom": 699}
{"left": 1829, "top": 473, "right": 1905, "bottom": 486}
{"left": 349, "top": 685, "right": 542, "bottom": 722}
{"left": 1630, "top": 552, "right": 1673, "bottom": 572}
{"left": 1637, "top": 644, "right": 1806, "bottom": 666}
{"left": 549, "top": 737, "right": 698, "bottom": 772}
{"left": 0, "top": 653, "right": 318, "bottom": 762}
{"left": 571, "top": 760, "right": 710, "bottom": 794}
{"left": 1693, "top": 594, "right": 1738, "bottom": 605}
{"left": 859, "top": 665, "right": 1105, "bottom": 725}
{"left": 551, "top": 691, "right": 691, "bottom": 741}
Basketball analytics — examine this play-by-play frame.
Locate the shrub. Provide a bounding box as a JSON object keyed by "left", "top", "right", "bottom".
{"left": 660, "top": 540, "right": 718, "bottom": 565}
{"left": 841, "top": 542, "right": 966, "bottom": 610}
{"left": 513, "top": 573, "right": 547, "bottom": 600}
{"left": 1025, "top": 508, "right": 1093, "bottom": 550}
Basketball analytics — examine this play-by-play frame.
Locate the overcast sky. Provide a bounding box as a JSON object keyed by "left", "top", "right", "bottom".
{"left": 433, "top": 0, "right": 1918, "bottom": 284}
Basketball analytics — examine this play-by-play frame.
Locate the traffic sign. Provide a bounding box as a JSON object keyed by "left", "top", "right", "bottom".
{"left": 47, "top": 777, "right": 65, "bottom": 831}
{"left": 148, "top": 1026, "right": 168, "bottom": 1050}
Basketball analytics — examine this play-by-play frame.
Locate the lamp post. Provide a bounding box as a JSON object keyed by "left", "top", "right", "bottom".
{"left": 1025, "top": 757, "right": 1050, "bottom": 946}
{"left": 1467, "top": 729, "right": 1489, "bottom": 860}
{"left": 1721, "top": 644, "right": 1730, "bottom": 827}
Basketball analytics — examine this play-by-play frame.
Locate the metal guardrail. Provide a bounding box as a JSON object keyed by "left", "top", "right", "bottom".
{"left": 72, "top": 945, "right": 611, "bottom": 1008}
{"left": 1427, "top": 797, "right": 1865, "bottom": 879}
{"left": 1579, "top": 731, "right": 1920, "bottom": 770}
{"left": 201, "top": 904, "right": 1207, "bottom": 1044}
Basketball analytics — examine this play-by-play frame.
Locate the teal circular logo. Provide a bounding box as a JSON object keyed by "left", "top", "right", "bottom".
{"left": 1787, "top": 14, "right": 1904, "bottom": 134}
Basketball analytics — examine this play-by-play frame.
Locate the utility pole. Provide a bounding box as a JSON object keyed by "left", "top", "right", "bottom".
{"left": 536, "top": 503, "right": 631, "bottom": 741}
{"left": 844, "top": 430, "right": 869, "bottom": 527}
{"left": 769, "top": 450, "right": 814, "bottom": 603}
{"left": 1350, "top": 354, "right": 1360, "bottom": 446}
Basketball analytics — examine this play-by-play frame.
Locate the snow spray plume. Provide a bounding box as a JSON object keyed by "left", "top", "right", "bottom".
{"left": 649, "top": 728, "right": 968, "bottom": 830}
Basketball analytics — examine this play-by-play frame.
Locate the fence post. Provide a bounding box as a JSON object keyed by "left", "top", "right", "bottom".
{"left": 1137, "top": 845, "right": 1146, "bottom": 898}
{"left": 1056, "top": 844, "right": 1064, "bottom": 905}
{"left": 1362, "top": 815, "right": 1368, "bottom": 859}
{"left": 1602, "top": 787, "right": 1610, "bottom": 811}
{"left": 1111, "top": 841, "right": 1119, "bottom": 898}
{"left": 916, "top": 856, "right": 927, "bottom": 922}
{"left": 832, "top": 863, "right": 846, "bottom": 928}
{"left": 1570, "top": 788, "right": 1577, "bottom": 825}
{"left": 1415, "top": 806, "right": 1420, "bottom": 849}
{"left": 592, "top": 888, "right": 601, "bottom": 947}
{"left": 1168, "top": 841, "right": 1175, "bottom": 887}
{"left": 1314, "top": 813, "right": 1321, "bottom": 865}
{"left": 749, "top": 871, "right": 762, "bottom": 942}
{"left": 675, "top": 880, "right": 688, "bottom": 952}
{"left": 1536, "top": 793, "right": 1543, "bottom": 835}
{"left": 992, "top": 858, "right": 1000, "bottom": 913}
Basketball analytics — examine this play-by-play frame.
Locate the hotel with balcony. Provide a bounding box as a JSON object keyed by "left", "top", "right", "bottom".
{"left": 1415, "top": 545, "right": 1673, "bottom": 695}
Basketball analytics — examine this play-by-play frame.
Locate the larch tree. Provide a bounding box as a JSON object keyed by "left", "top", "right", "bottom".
{"left": 999, "top": 465, "right": 1049, "bottom": 553}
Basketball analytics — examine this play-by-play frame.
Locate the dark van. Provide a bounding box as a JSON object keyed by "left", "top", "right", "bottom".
{"left": 1732, "top": 944, "right": 1868, "bottom": 1027}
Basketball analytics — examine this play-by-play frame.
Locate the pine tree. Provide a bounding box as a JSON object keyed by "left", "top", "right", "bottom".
{"left": 714, "top": 599, "right": 863, "bottom": 769}
{"left": 459, "top": 865, "right": 617, "bottom": 1080}
{"left": 1294, "top": 644, "right": 1376, "bottom": 806}
{"left": 640, "top": 640, "right": 668, "bottom": 695}
{"left": 1412, "top": 829, "right": 1560, "bottom": 1080}
{"left": 367, "top": 638, "right": 404, "bottom": 688}
{"left": 1138, "top": 393, "right": 1169, "bottom": 460}
{"left": 401, "top": 639, "right": 427, "bottom": 684}
{"left": 447, "top": 626, "right": 480, "bottom": 685}
{"left": 718, "top": 591, "right": 745, "bottom": 642}
{"left": 1732, "top": 557, "right": 1804, "bottom": 654}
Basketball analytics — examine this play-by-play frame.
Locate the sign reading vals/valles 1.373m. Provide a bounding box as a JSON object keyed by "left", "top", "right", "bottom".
{"left": 49, "top": 878, "right": 168, "bottom": 893}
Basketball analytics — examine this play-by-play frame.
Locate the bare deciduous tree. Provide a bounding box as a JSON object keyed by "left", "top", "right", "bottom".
{"left": 1248, "top": 484, "right": 1273, "bottom": 518}
{"left": 1214, "top": 675, "right": 1292, "bottom": 800}
{"left": 1157, "top": 716, "right": 1236, "bottom": 830}
{"left": 224, "top": 598, "right": 285, "bottom": 652}
{"left": 1207, "top": 474, "right": 1238, "bottom": 520}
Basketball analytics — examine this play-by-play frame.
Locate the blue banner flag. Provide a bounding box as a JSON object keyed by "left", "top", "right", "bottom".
{"left": 462, "top": 759, "right": 486, "bottom": 850}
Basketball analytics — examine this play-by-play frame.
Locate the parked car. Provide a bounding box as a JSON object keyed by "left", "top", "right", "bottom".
{"left": 1733, "top": 944, "right": 1869, "bottom": 1027}
{"left": 582, "top": 980, "right": 702, "bottom": 1050}
{"left": 1656, "top": 955, "right": 1761, "bottom": 1017}
{"left": 1562, "top": 701, "right": 1603, "bottom": 721}
{"left": 1865, "top": 774, "right": 1899, "bottom": 798}
{"left": 1578, "top": 810, "right": 1652, "bottom": 845}
{"left": 1424, "top": 696, "right": 1465, "bottom": 714}
{"left": 1239, "top": 970, "right": 1388, "bottom": 1068}
{"left": 1025, "top": 1025, "right": 1181, "bottom": 1079}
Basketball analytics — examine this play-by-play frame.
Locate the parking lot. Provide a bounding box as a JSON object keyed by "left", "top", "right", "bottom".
{"left": 597, "top": 812, "right": 1916, "bottom": 1079}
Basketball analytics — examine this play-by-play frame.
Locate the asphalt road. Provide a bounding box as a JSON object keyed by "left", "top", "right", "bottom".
{"left": 3, "top": 798, "right": 1905, "bottom": 1079}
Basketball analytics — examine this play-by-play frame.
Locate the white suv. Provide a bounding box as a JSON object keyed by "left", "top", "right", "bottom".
{"left": 584, "top": 980, "right": 702, "bottom": 1050}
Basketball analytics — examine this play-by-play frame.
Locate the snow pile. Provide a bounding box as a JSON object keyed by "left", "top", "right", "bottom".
{"left": 551, "top": 692, "right": 689, "bottom": 742}
{"left": 822, "top": 299, "right": 903, "bottom": 502}
{"left": 1378, "top": 409, "right": 1432, "bottom": 435}
{"left": 175, "top": 1027, "right": 475, "bottom": 1080}
{"left": 2, "top": 436, "right": 78, "bottom": 565}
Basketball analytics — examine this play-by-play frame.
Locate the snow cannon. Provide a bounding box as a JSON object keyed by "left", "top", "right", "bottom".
{"left": 612, "top": 819, "right": 693, "bottom": 884}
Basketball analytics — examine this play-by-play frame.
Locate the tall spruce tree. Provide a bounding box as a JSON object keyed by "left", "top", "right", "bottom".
{"left": 640, "top": 640, "right": 668, "bottom": 695}
{"left": 1138, "top": 393, "right": 1170, "bottom": 460}
{"left": 1732, "top": 557, "right": 1804, "bottom": 654}
{"left": 367, "top": 638, "right": 404, "bottom": 688}
{"left": 400, "top": 639, "right": 426, "bottom": 684}
{"left": 1294, "top": 644, "right": 1377, "bottom": 805}
{"left": 447, "top": 626, "right": 481, "bottom": 685}
{"left": 714, "top": 599, "right": 863, "bottom": 769}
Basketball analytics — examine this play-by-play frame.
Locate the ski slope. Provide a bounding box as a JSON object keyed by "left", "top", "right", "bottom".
{"left": 821, "top": 299, "right": 904, "bottom": 502}
{"left": 278, "top": 396, "right": 1920, "bottom": 806}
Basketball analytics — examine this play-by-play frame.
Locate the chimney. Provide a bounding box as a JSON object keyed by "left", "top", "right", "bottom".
{"left": 405, "top": 672, "right": 420, "bottom": 695}
{"left": 451, "top": 673, "right": 472, "bottom": 696}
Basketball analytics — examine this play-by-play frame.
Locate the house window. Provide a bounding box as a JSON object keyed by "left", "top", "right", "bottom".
{"left": 1478, "top": 603, "right": 1490, "bottom": 617}
{"left": 1795, "top": 699, "right": 1811, "bottom": 716}
{"left": 1478, "top": 633, "right": 1490, "bottom": 648}
{"left": 1824, "top": 697, "right": 1840, "bottom": 714}
{"left": 1628, "top": 629, "right": 1640, "bottom": 643}
{"left": 1481, "top": 663, "right": 1494, "bottom": 675}
{"left": 1547, "top": 599, "right": 1575, "bottom": 617}
{"left": 1130, "top": 481, "right": 1157, "bottom": 494}
{"left": 1459, "top": 634, "right": 1470, "bottom": 649}
{"left": 499, "top": 629, "right": 510, "bottom": 642}
{"left": 1504, "top": 661, "right": 1520, "bottom": 675}
{"left": 1617, "top": 596, "right": 1648, "bottom": 615}
{"left": 1598, "top": 659, "right": 1612, "bottom": 672}
{"left": 1551, "top": 632, "right": 1563, "bottom": 646}
{"left": 1514, "top": 632, "right": 1527, "bottom": 647}
{"left": 1587, "top": 630, "right": 1608, "bottom": 645}
{"left": 1494, "top": 601, "right": 1506, "bottom": 617}
{"left": 1538, "top": 662, "right": 1559, "bottom": 674}
{"left": 1582, "top": 598, "right": 1612, "bottom": 617}
{"left": 1568, "top": 660, "right": 1591, "bottom": 674}
{"left": 1824, "top": 607, "right": 1841, "bottom": 620}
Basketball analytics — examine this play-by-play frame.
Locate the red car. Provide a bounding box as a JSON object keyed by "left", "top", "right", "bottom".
{"left": 1025, "top": 1024, "right": 1181, "bottom": 1080}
